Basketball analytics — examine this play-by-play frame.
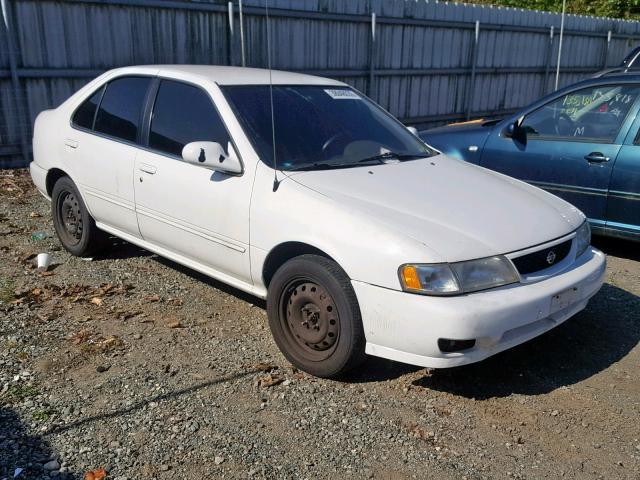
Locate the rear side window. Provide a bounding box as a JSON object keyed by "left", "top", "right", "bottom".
{"left": 149, "top": 80, "right": 231, "bottom": 157}
{"left": 94, "top": 77, "right": 151, "bottom": 143}
{"left": 72, "top": 86, "right": 104, "bottom": 130}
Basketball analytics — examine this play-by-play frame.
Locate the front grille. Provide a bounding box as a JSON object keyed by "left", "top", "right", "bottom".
{"left": 511, "top": 239, "right": 572, "bottom": 275}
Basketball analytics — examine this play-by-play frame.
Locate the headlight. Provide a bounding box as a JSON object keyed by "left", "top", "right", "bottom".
{"left": 399, "top": 256, "right": 519, "bottom": 296}
{"left": 575, "top": 221, "right": 591, "bottom": 257}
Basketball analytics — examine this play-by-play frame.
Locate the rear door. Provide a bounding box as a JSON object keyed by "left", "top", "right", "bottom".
{"left": 480, "top": 84, "right": 640, "bottom": 225}
{"left": 67, "top": 75, "right": 153, "bottom": 237}
{"left": 605, "top": 111, "right": 640, "bottom": 236}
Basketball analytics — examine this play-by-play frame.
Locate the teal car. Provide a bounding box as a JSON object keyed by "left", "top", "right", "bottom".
{"left": 420, "top": 73, "right": 640, "bottom": 241}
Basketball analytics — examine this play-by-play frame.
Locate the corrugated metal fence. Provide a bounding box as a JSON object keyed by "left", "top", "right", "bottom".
{"left": 2, "top": 0, "right": 640, "bottom": 168}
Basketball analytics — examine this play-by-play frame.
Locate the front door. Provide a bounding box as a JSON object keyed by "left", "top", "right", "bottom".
{"left": 606, "top": 115, "right": 640, "bottom": 235}
{"left": 481, "top": 84, "right": 640, "bottom": 225}
{"left": 133, "top": 79, "right": 252, "bottom": 284}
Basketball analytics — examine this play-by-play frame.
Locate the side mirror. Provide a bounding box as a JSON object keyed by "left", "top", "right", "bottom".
{"left": 181, "top": 141, "right": 242, "bottom": 174}
{"left": 504, "top": 116, "right": 526, "bottom": 141}
{"left": 406, "top": 126, "right": 419, "bottom": 136}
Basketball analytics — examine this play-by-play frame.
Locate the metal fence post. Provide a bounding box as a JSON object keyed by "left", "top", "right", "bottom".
{"left": 227, "top": 1, "right": 234, "bottom": 65}
{"left": 368, "top": 12, "right": 376, "bottom": 98}
{"left": 554, "top": 0, "right": 566, "bottom": 91}
{"left": 542, "top": 25, "right": 554, "bottom": 96}
{"left": 1, "top": 0, "right": 30, "bottom": 166}
{"left": 603, "top": 30, "right": 612, "bottom": 69}
{"left": 238, "top": 0, "right": 246, "bottom": 67}
{"left": 465, "top": 20, "right": 480, "bottom": 120}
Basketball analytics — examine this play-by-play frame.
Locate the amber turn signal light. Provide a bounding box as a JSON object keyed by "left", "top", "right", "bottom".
{"left": 401, "top": 265, "right": 421, "bottom": 290}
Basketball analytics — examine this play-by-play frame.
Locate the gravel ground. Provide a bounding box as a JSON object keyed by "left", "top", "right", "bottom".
{"left": 1, "top": 169, "right": 639, "bottom": 480}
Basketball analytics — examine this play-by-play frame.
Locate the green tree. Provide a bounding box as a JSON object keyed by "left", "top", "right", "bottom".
{"left": 459, "top": 0, "right": 640, "bottom": 20}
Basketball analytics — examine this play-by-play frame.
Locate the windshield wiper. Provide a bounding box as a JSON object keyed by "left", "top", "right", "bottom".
{"left": 287, "top": 162, "right": 357, "bottom": 172}
{"left": 286, "top": 152, "right": 427, "bottom": 172}
{"left": 357, "top": 151, "right": 425, "bottom": 163}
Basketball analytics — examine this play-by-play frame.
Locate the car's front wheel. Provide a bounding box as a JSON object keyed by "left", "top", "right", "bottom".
{"left": 267, "top": 254, "right": 366, "bottom": 378}
{"left": 51, "top": 176, "right": 108, "bottom": 257}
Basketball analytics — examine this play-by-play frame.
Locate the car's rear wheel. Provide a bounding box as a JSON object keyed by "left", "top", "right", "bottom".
{"left": 51, "top": 176, "right": 108, "bottom": 257}
{"left": 267, "top": 254, "right": 366, "bottom": 378}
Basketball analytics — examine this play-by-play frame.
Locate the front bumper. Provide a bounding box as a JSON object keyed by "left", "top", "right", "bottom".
{"left": 353, "top": 246, "right": 606, "bottom": 368}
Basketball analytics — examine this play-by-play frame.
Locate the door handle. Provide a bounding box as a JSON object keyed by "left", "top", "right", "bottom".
{"left": 64, "top": 138, "right": 78, "bottom": 149}
{"left": 138, "top": 164, "right": 157, "bottom": 174}
{"left": 584, "top": 152, "right": 610, "bottom": 164}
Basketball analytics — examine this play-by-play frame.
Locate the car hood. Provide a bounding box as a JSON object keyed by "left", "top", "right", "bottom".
{"left": 288, "top": 155, "right": 584, "bottom": 262}
{"left": 423, "top": 120, "right": 491, "bottom": 135}
{"left": 419, "top": 121, "right": 497, "bottom": 164}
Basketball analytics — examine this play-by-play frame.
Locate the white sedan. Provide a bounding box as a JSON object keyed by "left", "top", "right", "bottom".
{"left": 30, "top": 65, "right": 606, "bottom": 378}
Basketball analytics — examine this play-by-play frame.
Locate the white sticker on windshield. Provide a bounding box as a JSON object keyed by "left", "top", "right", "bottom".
{"left": 324, "top": 89, "right": 361, "bottom": 100}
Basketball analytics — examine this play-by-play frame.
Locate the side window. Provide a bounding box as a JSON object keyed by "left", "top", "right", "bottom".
{"left": 149, "top": 80, "right": 231, "bottom": 157}
{"left": 94, "top": 76, "right": 151, "bottom": 143}
{"left": 521, "top": 84, "right": 640, "bottom": 143}
{"left": 72, "top": 86, "right": 104, "bottom": 130}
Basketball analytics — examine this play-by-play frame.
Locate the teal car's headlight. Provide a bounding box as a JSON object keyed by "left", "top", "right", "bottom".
{"left": 399, "top": 256, "right": 519, "bottom": 296}
{"left": 575, "top": 221, "right": 591, "bottom": 258}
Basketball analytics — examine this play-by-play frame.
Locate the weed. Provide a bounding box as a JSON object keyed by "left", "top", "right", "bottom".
{"left": 4, "top": 384, "right": 38, "bottom": 402}
{"left": 32, "top": 408, "right": 56, "bottom": 421}
{"left": 15, "top": 351, "right": 29, "bottom": 361}
{"left": 0, "top": 277, "right": 16, "bottom": 304}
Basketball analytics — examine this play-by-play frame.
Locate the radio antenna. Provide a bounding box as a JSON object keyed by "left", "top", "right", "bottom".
{"left": 266, "top": 0, "right": 279, "bottom": 192}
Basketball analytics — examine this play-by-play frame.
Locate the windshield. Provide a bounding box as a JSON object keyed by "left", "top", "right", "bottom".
{"left": 221, "top": 85, "right": 434, "bottom": 171}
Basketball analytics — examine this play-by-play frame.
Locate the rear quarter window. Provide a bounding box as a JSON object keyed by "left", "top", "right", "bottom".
{"left": 71, "top": 86, "right": 104, "bottom": 130}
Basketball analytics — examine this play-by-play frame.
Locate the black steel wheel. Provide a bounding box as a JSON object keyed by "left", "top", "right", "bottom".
{"left": 267, "top": 254, "right": 366, "bottom": 378}
{"left": 51, "top": 176, "right": 108, "bottom": 257}
{"left": 281, "top": 280, "right": 341, "bottom": 361}
{"left": 57, "top": 190, "right": 84, "bottom": 246}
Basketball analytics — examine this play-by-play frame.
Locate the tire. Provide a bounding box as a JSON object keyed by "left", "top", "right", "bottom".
{"left": 51, "top": 176, "right": 108, "bottom": 257}
{"left": 266, "top": 254, "right": 366, "bottom": 378}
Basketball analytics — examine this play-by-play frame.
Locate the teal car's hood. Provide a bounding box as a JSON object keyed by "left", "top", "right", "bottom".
{"left": 424, "top": 120, "right": 492, "bottom": 135}
{"left": 419, "top": 120, "right": 498, "bottom": 164}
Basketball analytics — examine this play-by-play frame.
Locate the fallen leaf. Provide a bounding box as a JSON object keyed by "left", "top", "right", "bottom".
{"left": 258, "top": 373, "right": 284, "bottom": 388}
{"left": 83, "top": 335, "right": 124, "bottom": 354}
{"left": 99, "top": 336, "right": 122, "bottom": 350}
{"left": 70, "top": 329, "right": 91, "bottom": 345}
{"left": 167, "top": 297, "right": 183, "bottom": 306}
{"left": 39, "top": 271, "right": 55, "bottom": 277}
{"left": 36, "top": 312, "right": 54, "bottom": 322}
{"left": 167, "top": 320, "right": 183, "bottom": 329}
{"left": 20, "top": 253, "right": 37, "bottom": 264}
{"left": 145, "top": 294, "right": 161, "bottom": 302}
{"left": 84, "top": 468, "right": 107, "bottom": 480}
{"left": 249, "top": 362, "right": 277, "bottom": 372}
{"left": 90, "top": 297, "right": 103, "bottom": 306}
{"left": 29, "top": 212, "right": 42, "bottom": 218}
{"left": 117, "top": 310, "right": 142, "bottom": 321}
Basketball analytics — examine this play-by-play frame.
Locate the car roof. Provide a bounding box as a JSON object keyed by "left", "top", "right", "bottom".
{"left": 562, "top": 72, "right": 640, "bottom": 92}
{"left": 107, "top": 65, "right": 347, "bottom": 87}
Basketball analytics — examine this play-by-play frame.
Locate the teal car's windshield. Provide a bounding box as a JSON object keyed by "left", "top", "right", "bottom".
{"left": 221, "top": 85, "right": 434, "bottom": 171}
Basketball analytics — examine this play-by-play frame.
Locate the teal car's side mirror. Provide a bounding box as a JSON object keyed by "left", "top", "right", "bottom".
{"left": 504, "top": 116, "right": 526, "bottom": 142}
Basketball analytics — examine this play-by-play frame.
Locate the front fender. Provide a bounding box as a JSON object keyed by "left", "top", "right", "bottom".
{"left": 249, "top": 163, "right": 437, "bottom": 292}
{"left": 420, "top": 124, "right": 493, "bottom": 164}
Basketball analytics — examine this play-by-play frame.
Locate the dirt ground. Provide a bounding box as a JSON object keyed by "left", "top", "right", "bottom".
{"left": 1, "top": 169, "right": 639, "bottom": 480}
